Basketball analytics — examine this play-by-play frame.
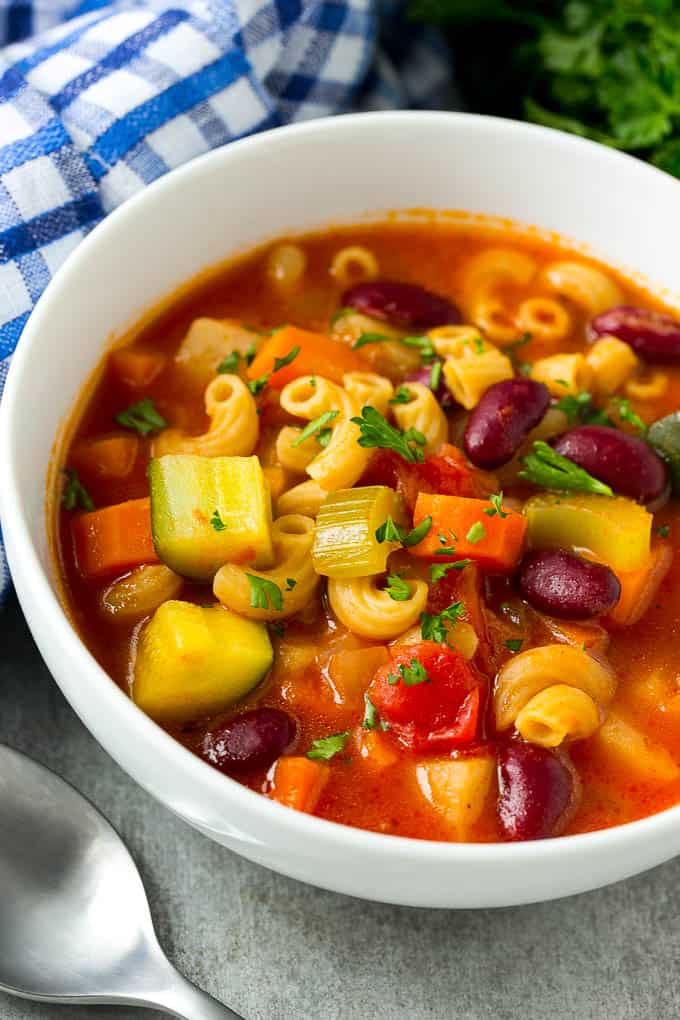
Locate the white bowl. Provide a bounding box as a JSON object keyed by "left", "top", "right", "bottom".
{"left": 3, "top": 111, "right": 680, "bottom": 908}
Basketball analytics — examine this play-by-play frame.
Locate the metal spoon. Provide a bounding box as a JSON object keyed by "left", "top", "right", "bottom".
{"left": 0, "top": 743, "right": 242, "bottom": 1018}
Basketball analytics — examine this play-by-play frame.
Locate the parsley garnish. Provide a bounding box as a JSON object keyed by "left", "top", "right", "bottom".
{"left": 270, "top": 621, "right": 286, "bottom": 638}
{"left": 285, "top": 577, "right": 297, "bottom": 591}
{"left": 244, "top": 343, "right": 257, "bottom": 366}
{"left": 505, "top": 639, "right": 523, "bottom": 653}
{"left": 292, "top": 410, "right": 339, "bottom": 447}
{"left": 429, "top": 360, "right": 442, "bottom": 390}
{"left": 613, "top": 397, "right": 647, "bottom": 435}
{"left": 114, "top": 397, "right": 167, "bottom": 436}
{"left": 352, "top": 332, "right": 435, "bottom": 363}
{"left": 362, "top": 693, "right": 378, "bottom": 730}
{"left": 472, "top": 337, "right": 485, "bottom": 354}
{"left": 484, "top": 492, "right": 510, "bottom": 518}
{"left": 519, "top": 441, "right": 614, "bottom": 496}
{"left": 217, "top": 350, "right": 241, "bottom": 374}
{"left": 387, "top": 658, "right": 430, "bottom": 687}
{"left": 62, "top": 469, "right": 94, "bottom": 512}
{"left": 330, "top": 307, "right": 353, "bottom": 326}
{"left": 307, "top": 731, "right": 349, "bottom": 761}
{"left": 246, "top": 575, "right": 283, "bottom": 611}
{"left": 466, "top": 521, "right": 487, "bottom": 544}
{"left": 430, "top": 559, "right": 471, "bottom": 581}
{"left": 375, "top": 515, "right": 432, "bottom": 547}
{"left": 384, "top": 573, "right": 411, "bottom": 601}
{"left": 389, "top": 385, "right": 412, "bottom": 405}
{"left": 309, "top": 375, "right": 317, "bottom": 388}
{"left": 351, "top": 405, "right": 426, "bottom": 464}
{"left": 555, "top": 391, "right": 608, "bottom": 426}
{"left": 420, "top": 602, "right": 465, "bottom": 643}
{"left": 273, "top": 346, "right": 301, "bottom": 373}
{"left": 247, "top": 374, "right": 269, "bottom": 397}
{"left": 656, "top": 524, "right": 670, "bottom": 539}
{"left": 210, "top": 510, "right": 227, "bottom": 532}
{"left": 353, "top": 331, "right": 394, "bottom": 350}
{"left": 317, "top": 428, "right": 333, "bottom": 448}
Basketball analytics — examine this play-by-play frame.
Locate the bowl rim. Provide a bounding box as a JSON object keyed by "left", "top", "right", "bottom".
{"left": 2, "top": 108, "right": 680, "bottom": 864}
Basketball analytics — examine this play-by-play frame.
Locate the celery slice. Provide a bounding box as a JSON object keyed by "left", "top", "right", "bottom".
{"left": 312, "top": 486, "right": 406, "bottom": 578}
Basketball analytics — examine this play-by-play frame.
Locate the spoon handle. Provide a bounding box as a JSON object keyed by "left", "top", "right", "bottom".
{"left": 144, "top": 971, "right": 244, "bottom": 1020}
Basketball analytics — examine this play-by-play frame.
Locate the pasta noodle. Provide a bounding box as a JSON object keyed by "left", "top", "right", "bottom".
{"left": 515, "top": 684, "right": 601, "bottom": 748}
{"left": 343, "top": 371, "right": 394, "bottom": 415}
{"left": 463, "top": 248, "right": 538, "bottom": 346}
{"left": 275, "top": 425, "right": 320, "bottom": 474}
{"left": 494, "top": 644, "right": 616, "bottom": 733}
{"left": 153, "top": 374, "right": 259, "bottom": 457}
{"left": 213, "top": 515, "right": 319, "bottom": 620}
{"left": 541, "top": 261, "right": 624, "bottom": 315}
{"left": 516, "top": 296, "right": 571, "bottom": 343}
{"left": 330, "top": 245, "right": 379, "bottom": 287}
{"left": 99, "top": 565, "right": 183, "bottom": 621}
{"left": 440, "top": 334, "right": 514, "bottom": 409}
{"left": 266, "top": 243, "right": 307, "bottom": 288}
{"left": 276, "top": 479, "right": 328, "bottom": 517}
{"left": 530, "top": 353, "right": 593, "bottom": 397}
{"left": 328, "top": 575, "right": 428, "bottom": 640}
{"left": 391, "top": 381, "right": 448, "bottom": 454}
{"left": 624, "top": 370, "right": 668, "bottom": 401}
{"left": 586, "top": 336, "right": 639, "bottom": 398}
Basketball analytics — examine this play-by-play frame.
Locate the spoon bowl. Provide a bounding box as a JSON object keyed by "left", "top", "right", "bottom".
{"left": 0, "top": 744, "right": 240, "bottom": 1018}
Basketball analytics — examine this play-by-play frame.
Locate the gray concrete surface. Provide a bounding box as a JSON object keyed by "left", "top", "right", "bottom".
{"left": 1, "top": 592, "right": 679, "bottom": 1020}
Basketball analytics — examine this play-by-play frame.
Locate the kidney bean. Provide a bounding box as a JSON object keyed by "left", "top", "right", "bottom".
{"left": 552, "top": 425, "right": 669, "bottom": 506}
{"left": 519, "top": 548, "right": 620, "bottom": 619}
{"left": 200, "top": 708, "right": 296, "bottom": 774}
{"left": 343, "top": 280, "right": 461, "bottom": 330}
{"left": 497, "top": 740, "right": 580, "bottom": 841}
{"left": 463, "top": 378, "right": 551, "bottom": 469}
{"left": 405, "top": 360, "right": 455, "bottom": 410}
{"left": 589, "top": 305, "right": 680, "bottom": 362}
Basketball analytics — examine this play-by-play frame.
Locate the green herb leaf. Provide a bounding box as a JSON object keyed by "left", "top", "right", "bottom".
{"left": 505, "top": 638, "right": 523, "bottom": 653}
{"left": 217, "top": 351, "right": 241, "bottom": 374}
{"left": 351, "top": 405, "right": 426, "bottom": 464}
{"left": 292, "top": 409, "right": 339, "bottom": 446}
{"left": 375, "top": 515, "right": 432, "bottom": 547}
{"left": 331, "top": 307, "right": 353, "bottom": 326}
{"left": 420, "top": 601, "right": 465, "bottom": 643}
{"left": 389, "top": 385, "right": 413, "bottom": 405}
{"left": 519, "top": 440, "right": 614, "bottom": 496}
{"left": 387, "top": 658, "right": 431, "bottom": 687}
{"left": 352, "top": 331, "right": 394, "bottom": 350}
{"left": 613, "top": 397, "right": 647, "bottom": 435}
{"left": 114, "top": 397, "right": 167, "bottom": 436}
{"left": 247, "top": 374, "right": 269, "bottom": 397}
{"left": 483, "top": 492, "right": 510, "bottom": 518}
{"left": 362, "top": 693, "right": 379, "bottom": 730}
{"left": 273, "top": 346, "right": 301, "bottom": 373}
{"left": 466, "top": 521, "right": 487, "bottom": 544}
{"left": 270, "top": 621, "right": 286, "bottom": 638}
{"left": 285, "top": 577, "right": 297, "bottom": 591}
{"left": 430, "top": 559, "right": 471, "bottom": 582}
{"left": 385, "top": 573, "right": 411, "bottom": 601}
{"left": 210, "top": 510, "right": 227, "bottom": 532}
{"left": 403, "top": 516, "right": 432, "bottom": 547}
{"left": 61, "top": 469, "right": 94, "bottom": 512}
{"left": 317, "top": 428, "right": 333, "bottom": 448}
{"left": 307, "top": 731, "right": 349, "bottom": 761}
{"left": 244, "top": 343, "right": 257, "bottom": 366}
{"left": 246, "top": 575, "right": 283, "bottom": 611}
{"left": 656, "top": 524, "right": 670, "bottom": 539}
{"left": 429, "top": 361, "right": 443, "bottom": 390}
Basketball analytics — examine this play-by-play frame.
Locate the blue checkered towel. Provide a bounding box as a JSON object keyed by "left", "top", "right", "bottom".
{"left": 0, "top": 0, "right": 454, "bottom": 602}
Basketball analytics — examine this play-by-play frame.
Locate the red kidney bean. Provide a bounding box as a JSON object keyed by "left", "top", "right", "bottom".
{"left": 343, "top": 280, "right": 461, "bottom": 330}
{"left": 498, "top": 741, "right": 580, "bottom": 841}
{"left": 405, "top": 360, "right": 455, "bottom": 410}
{"left": 552, "top": 425, "right": 669, "bottom": 507}
{"left": 200, "top": 708, "right": 296, "bottom": 774}
{"left": 463, "top": 378, "right": 551, "bottom": 469}
{"left": 519, "top": 548, "right": 620, "bottom": 619}
{"left": 589, "top": 305, "right": 680, "bottom": 363}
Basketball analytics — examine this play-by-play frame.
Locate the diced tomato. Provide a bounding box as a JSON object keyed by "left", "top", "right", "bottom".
{"left": 368, "top": 642, "right": 485, "bottom": 753}
{"left": 359, "top": 444, "right": 496, "bottom": 513}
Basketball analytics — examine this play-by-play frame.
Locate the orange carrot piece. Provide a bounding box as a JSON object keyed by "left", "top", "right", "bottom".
{"left": 410, "top": 493, "right": 527, "bottom": 571}
{"left": 247, "top": 326, "right": 367, "bottom": 388}
{"left": 71, "top": 435, "right": 139, "bottom": 481}
{"left": 606, "top": 543, "right": 673, "bottom": 627}
{"left": 109, "top": 349, "right": 166, "bottom": 388}
{"left": 327, "top": 645, "right": 390, "bottom": 708}
{"left": 72, "top": 497, "right": 159, "bottom": 579}
{"left": 357, "top": 729, "right": 398, "bottom": 769}
{"left": 268, "top": 756, "right": 329, "bottom": 814}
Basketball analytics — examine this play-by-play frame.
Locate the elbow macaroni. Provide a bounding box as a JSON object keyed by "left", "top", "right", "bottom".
{"left": 276, "top": 479, "right": 328, "bottom": 517}
{"left": 435, "top": 330, "right": 514, "bottom": 409}
{"left": 153, "top": 374, "right": 259, "bottom": 457}
{"left": 392, "top": 381, "right": 448, "bottom": 454}
{"left": 516, "top": 296, "right": 571, "bottom": 343}
{"left": 586, "top": 336, "right": 639, "bottom": 397}
{"left": 540, "top": 261, "right": 624, "bottom": 316}
{"left": 515, "top": 684, "right": 601, "bottom": 748}
{"left": 213, "top": 515, "right": 319, "bottom": 620}
{"left": 530, "top": 353, "right": 593, "bottom": 397}
{"left": 266, "top": 243, "right": 307, "bottom": 288}
{"left": 343, "top": 371, "right": 394, "bottom": 415}
{"left": 330, "top": 245, "right": 379, "bottom": 287}
{"left": 328, "top": 575, "right": 428, "bottom": 640}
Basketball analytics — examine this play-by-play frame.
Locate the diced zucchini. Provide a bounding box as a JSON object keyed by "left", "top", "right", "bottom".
{"left": 149, "top": 454, "right": 273, "bottom": 580}
{"left": 649, "top": 412, "right": 680, "bottom": 495}
{"left": 524, "top": 492, "right": 651, "bottom": 573}
{"left": 312, "top": 486, "right": 406, "bottom": 578}
{"left": 133, "top": 600, "right": 273, "bottom": 725}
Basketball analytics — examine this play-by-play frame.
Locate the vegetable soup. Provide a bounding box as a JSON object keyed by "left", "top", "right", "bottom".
{"left": 55, "top": 220, "right": 680, "bottom": 842}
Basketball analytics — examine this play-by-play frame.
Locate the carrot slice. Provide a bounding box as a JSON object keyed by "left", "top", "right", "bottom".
{"left": 268, "top": 756, "right": 329, "bottom": 813}
{"left": 72, "top": 497, "right": 159, "bottom": 579}
{"left": 410, "top": 493, "right": 527, "bottom": 571}
{"left": 109, "top": 349, "right": 166, "bottom": 388}
{"left": 247, "top": 326, "right": 367, "bottom": 388}
{"left": 71, "top": 435, "right": 139, "bottom": 481}
{"left": 606, "top": 542, "right": 673, "bottom": 627}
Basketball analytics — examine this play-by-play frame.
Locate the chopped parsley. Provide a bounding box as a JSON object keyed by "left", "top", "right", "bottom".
{"left": 430, "top": 360, "right": 443, "bottom": 390}
{"left": 519, "top": 440, "right": 614, "bottom": 496}
{"left": 217, "top": 350, "right": 241, "bottom": 374}
{"left": 61, "top": 469, "right": 94, "bottom": 512}
{"left": 317, "top": 428, "right": 333, "bottom": 448}
{"left": 466, "top": 521, "right": 487, "bottom": 544}
{"left": 384, "top": 573, "right": 411, "bottom": 601}
{"left": 210, "top": 509, "right": 227, "bottom": 532}
{"left": 420, "top": 601, "right": 465, "bottom": 643}
{"left": 375, "top": 515, "right": 432, "bottom": 547}
{"left": 484, "top": 492, "right": 510, "bottom": 518}
{"left": 307, "top": 731, "right": 349, "bottom": 761}
{"left": 270, "top": 621, "right": 286, "bottom": 638}
{"left": 430, "top": 559, "right": 471, "bottom": 582}
{"left": 389, "top": 385, "right": 412, "bottom": 405}
{"left": 351, "top": 405, "right": 426, "bottom": 464}
{"left": 656, "top": 524, "right": 670, "bottom": 539}
{"left": 292, "top": 409, "right": 339, "bottom": 447}
{"left": 505, "top": 638, "right": 524, "bottom": 653}
{"left": 114, "top": 397, "right": 167, "bottom": 436}
{"left": 472, "top": 336, "right": 485, "bottom": 354}
{"left": 273, "top": 345, "right": 301, "bottom": 373}
{"left": 613, "top": 396, "right": 647, "bottom": 434}
{"left": 387, "top": 658, "right": 430, "bottom": 687}
{"left": 330, "top": 307, "right": 353, "bottom": 326}
{"left": 246, "top": 575, "right": 283, "bottom": 611}
{"left": 352, "top": 331, "right": 394, "bottom": 350}
{"left": 247, "top": 374, "right": 269, "bottom": 397}
{"left": 352, "top": 331, "right": 435, "bottom": 364}
{"left": 244, "top": 343, "right": 257, "bottom": 366}
{"left": 285, "top": 577, "right": 297, "bottom": 591}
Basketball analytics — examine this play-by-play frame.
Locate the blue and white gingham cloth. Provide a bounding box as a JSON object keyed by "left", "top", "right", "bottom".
{"left": 0, "top": 0, "right": 454, "bottom": 602}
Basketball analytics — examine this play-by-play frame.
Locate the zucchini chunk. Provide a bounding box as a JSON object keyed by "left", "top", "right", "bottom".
{"left": 133, "top": 600, "right": 273, "bottom": 725}
{"left": 149, "top": 454, "right": 274, "bottom": 580}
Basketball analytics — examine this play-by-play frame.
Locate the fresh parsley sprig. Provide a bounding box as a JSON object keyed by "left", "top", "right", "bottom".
{"left": 351, "top": 405, "right": 426, "bottom": 464}
{"left": 384, "top": 573, "right": 411, "bottom": 601}
{"left": 115, "top": 397, "right": 167, "bottom": 436}
{"left": 430, "top": 560, "right": 471, "bottom": 582}
{"left": 210, "top": 510, "right": 227, "bottom": 532}
{"left": 420, "top": 601, "right": 465, "bottom": 643}
{"left": 387, "top": 658, "right": 430, "bottom": 687}
{"left": 307, "top": 731, "right": 349, "bottom": 760}
{"left": 292, "top": 410, "right": 339, "bottom": 447}
{"left": 519, "top": 441, "right": 613, "bottom": 496}
{"left": 375, "top": 515, "right": 432, "bottom": 547}
{"left": 62, "top": 469, "right": 94, "bottom": 512}
{"left": 246, "top": 575, "right": 283, "bottom": 611}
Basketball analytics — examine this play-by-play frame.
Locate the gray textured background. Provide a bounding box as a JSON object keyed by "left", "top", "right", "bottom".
{"left": 2, "top": 593, "right": 679, "bottom": 1020}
